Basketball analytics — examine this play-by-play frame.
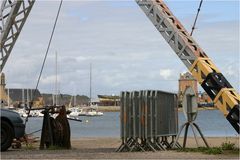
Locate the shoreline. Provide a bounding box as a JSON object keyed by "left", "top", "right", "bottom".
{"left": 97, "top": 105, "right": 218, "bottom": 112}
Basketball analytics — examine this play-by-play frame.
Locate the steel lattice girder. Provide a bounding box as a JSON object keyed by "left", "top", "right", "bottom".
{"left": 0, "top": 0, "right": 35, "bottom": 71}
{"left": 136, "top": 0, "right": 208, "bottom": 69}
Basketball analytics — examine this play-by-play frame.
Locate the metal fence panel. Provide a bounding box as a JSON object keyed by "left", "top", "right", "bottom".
{"left": 118, "top": 90, "right": 178, "bottom": 152}
{"left": 132, "top": 91, "right": 140, "bottom": 138}
{"left": 120, "top": 92, "right": 124, "bottom": 139}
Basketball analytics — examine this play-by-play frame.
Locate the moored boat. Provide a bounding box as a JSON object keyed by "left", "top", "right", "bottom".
{"left": 85, "top": 107, "right": 103, "bottom": 116}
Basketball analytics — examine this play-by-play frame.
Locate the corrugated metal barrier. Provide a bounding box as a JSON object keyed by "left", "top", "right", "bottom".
{"left": 116, "top": 90, "right": 181, "bottom": 152}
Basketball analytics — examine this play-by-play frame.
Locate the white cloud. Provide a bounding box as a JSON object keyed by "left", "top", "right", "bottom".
{"left": 159, "top": 69, "right": 174, "bottom": 80}
{"left": 225, "top": 65, "right": 235, "bottom": 77}
{"left": 2, "top": 1, "right": 239, "bottom": 98}
{"left": 40, "top": 75, "right": 61, "bottom": 85}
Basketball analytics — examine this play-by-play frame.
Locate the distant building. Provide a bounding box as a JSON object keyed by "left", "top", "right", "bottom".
{"left": 0, "top": 73, "right": 10, "bottom": 106}
{"left": 0, "top": 72, "right": 43, "bottom": 108}
{"left": 178, "top": 72, "right": 214, "bottom": 107}
{"left": 42, "top": 94, "right": 90, "bottom": 106}
{"left": 6, "top": 88, "right": 43, "bottom": 108}
{"left": 178, "top": 72, "right": 198, "bottom": 106}
{"left": 90, "top": 99, "right": 100, "bottom": 106}
{"left": 98, "top": 95, "right": 120, "bottom": 106}
{"left": 198, "top": 91, "right": 214, "bottom": 107}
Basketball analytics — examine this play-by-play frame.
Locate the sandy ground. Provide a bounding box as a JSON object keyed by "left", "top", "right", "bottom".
{"left": 1, "top": 137, "right": 239, "bottom": 159}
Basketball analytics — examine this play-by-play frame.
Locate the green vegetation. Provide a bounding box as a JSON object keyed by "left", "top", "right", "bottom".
{"left": 25, "top": 143, "right": 36, "bottom": 150}
{"left": 177, "top": 142, "right": 239, "bottom": 155}
{"left": 204, "top": 147, "right": 223, "bottom": 155}
{"left": 177, "top": 147, "right": 222, "bottom": 155}
{"left": 221, "top": 141, "right": 239, "bottom": 155}
{"left": 42, "top": 93, "right": 90, "bottom": 106}
{"left": 221, "top": 141, "right": 236, "bottom": 150}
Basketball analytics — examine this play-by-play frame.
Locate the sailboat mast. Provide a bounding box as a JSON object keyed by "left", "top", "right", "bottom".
{"left": 55, "top": 51, "right": 58, "bottom": 105}
{"left": 27, "top": 89, "right": 29, "bottom": 108}
{"left": 74, "top": 95, "right": 76, "bottom": 107}
{"left": 22, "top": 89, "right": 24, "bottom": 108}
{"left": 90, "top": 63, "right": 92, "bottom": 106}
{"left": 52, "top": 94, "right": 55, "bottom": 106}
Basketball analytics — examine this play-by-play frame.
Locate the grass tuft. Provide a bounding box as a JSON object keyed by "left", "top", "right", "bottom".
{"left": 177, "top": 147, "right": 222, "bottom": 155}
{"left": 25, "top": 143, "right": 36, "bottom": 150}
{"left": 176, "top": 145, "right": 240, "bottom": 155}
{"left": 221, "top": 141, "right": 236, "bottom": 150}
{"left": 203, "top": 147, "right": 223, "bottom": 155}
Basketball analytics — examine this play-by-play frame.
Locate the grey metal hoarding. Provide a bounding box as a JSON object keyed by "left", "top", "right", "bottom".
{"left": 117, "top": 90, "right": 179, "bottom": 152}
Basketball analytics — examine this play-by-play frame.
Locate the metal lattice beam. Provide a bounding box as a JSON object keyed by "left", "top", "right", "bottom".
{"left": 0, "top": 0, "right": 35, "bottom": 72}
{"left": 136, "top": 0, "right": 208, "bottom": 69}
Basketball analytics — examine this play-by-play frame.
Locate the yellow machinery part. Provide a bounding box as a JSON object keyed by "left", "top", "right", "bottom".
{"left": 213, "top": 88, "right": 240, "bottom": 116}
{"left": 190, "top": 58, "right": 220, "bottom": 84}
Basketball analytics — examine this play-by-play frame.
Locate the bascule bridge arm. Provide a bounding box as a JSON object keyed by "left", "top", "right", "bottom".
{"left": 136, "top": 0, "right": 239, "bottom": 133}
{"left": 0, "top": 0, "right": 35, "bottom": 72}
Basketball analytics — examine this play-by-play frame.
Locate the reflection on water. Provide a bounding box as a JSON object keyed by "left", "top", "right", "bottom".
{"left": 25, "top": 110, "right": 237, "bottom": 138}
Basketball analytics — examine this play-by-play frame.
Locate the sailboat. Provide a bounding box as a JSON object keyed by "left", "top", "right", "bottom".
{"left": 85, "top": 107, "right": 103, "bottom": 116}
{"left": 68, "top": 95, "right": 87, "bottom": 117}
{"left": 86, "top": 63, "right": 103, "bottom": 116}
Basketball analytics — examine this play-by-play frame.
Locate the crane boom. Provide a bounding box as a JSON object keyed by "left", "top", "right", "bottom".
{"left": 136, "top": 0, "right": 239, "bottom": 133}
{"left": 0, "top": 0, "right": 35, "bottom": 71}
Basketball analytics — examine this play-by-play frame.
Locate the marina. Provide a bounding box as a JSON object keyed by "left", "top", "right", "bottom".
{"left": 0, "top": 0, "right": 239, "bottom": 159}
{"left": 68, "top": 107, "right": 103, "bottom": 117}
{"left": 24, "top": 110, "right": 237, "bottom": 139}
{"left": 8, "top": 106, "right": 104, "bottom": 118}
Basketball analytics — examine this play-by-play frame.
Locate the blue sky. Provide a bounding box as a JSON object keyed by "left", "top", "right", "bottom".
{"left": 3, "top": 0, "right": 239, "bottom": 98}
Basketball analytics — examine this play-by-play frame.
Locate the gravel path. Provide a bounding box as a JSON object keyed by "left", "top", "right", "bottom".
{"left": 1, "top": 137, "right": 239, "bottom": 159}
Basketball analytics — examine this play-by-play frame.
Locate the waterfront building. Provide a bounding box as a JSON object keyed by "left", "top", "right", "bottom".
{"left": 98, "top": 95, "right": 120, "bottom": 106}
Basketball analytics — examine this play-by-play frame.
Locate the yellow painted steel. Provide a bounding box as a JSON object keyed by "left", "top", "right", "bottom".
{"left": 190, "top": 58, "right": 220, "bottom": 84}
{"left": 189, "top": 57, "right": 240, "bottom": 117}
{"left": 213, "top": 88, "right": 240, "bottom": 116}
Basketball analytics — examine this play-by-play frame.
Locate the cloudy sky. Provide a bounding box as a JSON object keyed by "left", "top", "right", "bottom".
{"left": 3, "top": 0, "right": 239, "bottom": 98}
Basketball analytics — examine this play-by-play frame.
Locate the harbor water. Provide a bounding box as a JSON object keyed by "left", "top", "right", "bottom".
{"left": 25, "top": 110, "right": 237, "bottom": 138}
